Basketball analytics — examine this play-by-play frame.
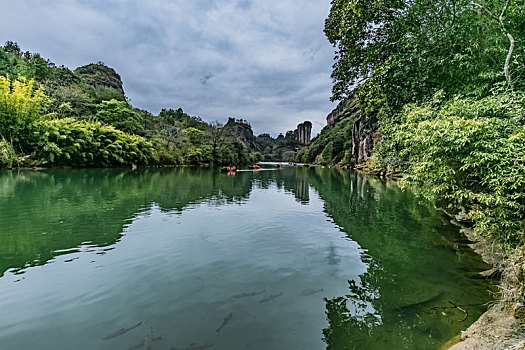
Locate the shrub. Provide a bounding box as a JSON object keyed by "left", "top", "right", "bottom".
{"left": 282, "top": 151, "right": 295, "bottom": 162}
{"left": 0, "top": 76, "right": 46, "bottom": 150}
{"left": 392, "top": 92, "right": 525, "bottom": 245}
{"left": 32, "top": 117, "right": 154, "bottom": 167}
{"left": 0, "top": 138, "right": 16, "bottom": 167}
{"left": 95, "top": 99, "right": 146, "bottom": 135}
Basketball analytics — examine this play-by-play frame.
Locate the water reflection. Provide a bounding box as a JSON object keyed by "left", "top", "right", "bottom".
{"left": 304, "top": 168, "right": 494, "bottom": 349}
{"left": 0, "top": 168, "right": 252, "bottom": 277}
{"left": 0, "top": 167, "right": 494, "bottom": 349}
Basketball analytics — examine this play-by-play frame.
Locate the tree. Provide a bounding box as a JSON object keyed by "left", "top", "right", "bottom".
{"left": 95, "top": 99, "right": 145, "bottom": 135}
{"left": 206, "top": 121, "right": 227, "bottom": 163}
{"left": 3, "top": 41, "right": 21, "bottom": 55}
{"left": 471, "top": 0, "right": 515, "bottom": 87}
{"left": 325, "top": 0, "right": 524, "bottom": 106}
{"left": 183, "top": 127, "right": 204, "bottom": 145}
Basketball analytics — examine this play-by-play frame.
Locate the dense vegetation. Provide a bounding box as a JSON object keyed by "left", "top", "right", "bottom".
{"left": 301, "top": 0, "right": 525, "bottom": 247}
{"left": 254, "top": 131, "right": 300, "bottom": 161}
{"left": 0, "top": 42, "right": 259, "bottom": 168}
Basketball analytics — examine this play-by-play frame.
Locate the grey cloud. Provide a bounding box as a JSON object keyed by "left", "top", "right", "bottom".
{"left": 200, "top": 73, "right": 215, "bottom": 85}
{"left": 0, "top": 0, "right": 335, "bottom": 135}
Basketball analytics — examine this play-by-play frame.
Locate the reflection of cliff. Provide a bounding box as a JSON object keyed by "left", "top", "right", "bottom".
{"left": 294, "top": 177, "right": 310, "bottom": 204}
{"left": 304, "top": 168, "right": 495, "bottom": 348}
{"left": 0, "top": 168, "right": 252, "bottom": 277}
{"left": 254, "top": 167, "right": 311, "bottom": 204}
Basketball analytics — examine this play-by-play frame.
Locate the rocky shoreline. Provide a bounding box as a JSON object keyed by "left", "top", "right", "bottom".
{"left": 447, "top": 228, "right": 525, "bottom": 349}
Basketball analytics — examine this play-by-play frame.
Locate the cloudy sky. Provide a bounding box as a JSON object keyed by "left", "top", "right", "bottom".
{"left": 1, "top": 0, "right": 336, "bottom": 136}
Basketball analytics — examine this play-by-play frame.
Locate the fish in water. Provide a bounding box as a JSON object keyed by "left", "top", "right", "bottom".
{"left": 396, "top": 293, "right": 444, "bottom": 314}
{"left": 171, "top": 342, "right": 214, "bottom": 350}
{"left": 216, "top": 312, "right": 233, "bottom": 334}
{"left": 298, "top": 288, "right": 324, "bottom": 296}
{"left": 102, "top": 321, "right": 143, "bottom": 340}
{"left": 231, "top": 290, "right": 265, "bottom": 298}
{"left": 258, "top": 292, "right": 283, "bottom": 303}
{"left": 128, "top": 336, "right": 162, "bottom": 350}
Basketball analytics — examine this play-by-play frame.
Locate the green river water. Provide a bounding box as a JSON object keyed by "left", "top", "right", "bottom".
{"left": 0, "top": 167, "right": 495, "bottom": 349}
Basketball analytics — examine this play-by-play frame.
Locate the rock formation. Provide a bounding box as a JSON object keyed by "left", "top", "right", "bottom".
{"left": 351, "top": 114, "right": 379, "bottom": 164}
{"left": 326, "top": 100, "right": 350, "bottom": 126}
{"left": 223, "top": 117, "right": 257, "bottom": 149}
{"left": 74, "top": 63, "right": 125, "bottom": 96}
{"left": 326, "top": 95, "right": 379, "bottom": 166}
{"left": 296, "top": 121, "right": 312, "bottom": 146}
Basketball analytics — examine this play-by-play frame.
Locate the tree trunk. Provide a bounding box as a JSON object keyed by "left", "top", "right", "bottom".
{"left": 504, "top": 32, "right": 514, "bottom": 86}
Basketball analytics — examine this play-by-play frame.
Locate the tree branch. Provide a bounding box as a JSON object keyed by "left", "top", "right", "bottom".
{"left": 470, "top": 0, "right": 514, "bottom": 87}
{"left": 499, "top": 0, "right": 510, "bottom": 23}
{"left": 471, "top": 2, "right": 498, "bottom": 22}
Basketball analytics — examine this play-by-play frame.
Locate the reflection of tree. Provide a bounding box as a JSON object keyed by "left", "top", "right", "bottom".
{"left": 0, "top": 168, "right": 252, "bottom": 277}
{"left": 304, "top": 167, "right": 495, "bottom": 349}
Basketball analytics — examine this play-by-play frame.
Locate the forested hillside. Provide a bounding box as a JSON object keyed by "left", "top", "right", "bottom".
{"left": 0, "top": 42, "right": 259, "bottom": 168}
{"left": 301, "top": 0, "right": 524, "bottom": 248}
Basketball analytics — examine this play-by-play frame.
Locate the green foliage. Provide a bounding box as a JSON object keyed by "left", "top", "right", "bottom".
{"left": 390, "top": 92, "right": 525, "bottom": 245}
{"left": 254, "top": 131, "right": 300, "bottom": 161}
{"left": 281, "top": 151, "right": 295, "bottom": 162}
{"left": 32, "top": 117, "right": 154, "bottom": 167}
{"left": 183, "top": 127, "right": 204, "bottom": 145}
{"left": 0, "top": 138, "right": 16, "bottom": 167}
{"left": 322, "top": 0, "right": 525, "bottom": 249}
{"left": 185, "top": 145, "right": 213, "bottom": 165}
{"left": 95, "top": 99, "right": 145, "bottom": 135}
{"left": 0, "top": 45, "right": 128, "bottom": 119}
{"left": 325, "top": 0, "right": 525, "bottom": 106}
{"left": 321, "top": 141, "right": 334, "bottom": 165}
{"left": 91, "top": 86, "right": 126, "bottom": 103}
{"left": 0, "top": 43, "right": 261, "bottom": 168}
{"left": 0, "top": 76, "right": 46, "bottom": 150}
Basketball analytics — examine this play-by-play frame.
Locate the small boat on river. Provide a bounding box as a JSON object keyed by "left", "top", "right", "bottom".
{"left": 220, "top": 166, "right": 237, "bottom": 173}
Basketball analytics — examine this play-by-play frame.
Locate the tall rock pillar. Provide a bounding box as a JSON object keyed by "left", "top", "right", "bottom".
{"left": 297, "top": 121, "right": 312, "bottom": 146}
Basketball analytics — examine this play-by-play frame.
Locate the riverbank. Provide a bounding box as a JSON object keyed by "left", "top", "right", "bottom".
{"left": 447, "top": 229, "right": 525, "bottom": 349}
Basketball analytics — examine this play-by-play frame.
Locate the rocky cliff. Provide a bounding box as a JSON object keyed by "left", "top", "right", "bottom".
{"left": 297, "top": 95, "right": 378, "bottom": 167}
{"left": 296, "top": 121, "right": 312, "bottom": 146}
{"left": 331, "top": 95, "right": 378, "bottom": 166}
{"left": 350, "top": 110, "right": 379, "bottom": 165}
{"left": 223, "top": 117, "right": 257, "bottom": 149}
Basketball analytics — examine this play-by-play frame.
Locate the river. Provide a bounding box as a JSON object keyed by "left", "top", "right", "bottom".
{"left": 0, "top": 167, "right": 495, "bottom": 349}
